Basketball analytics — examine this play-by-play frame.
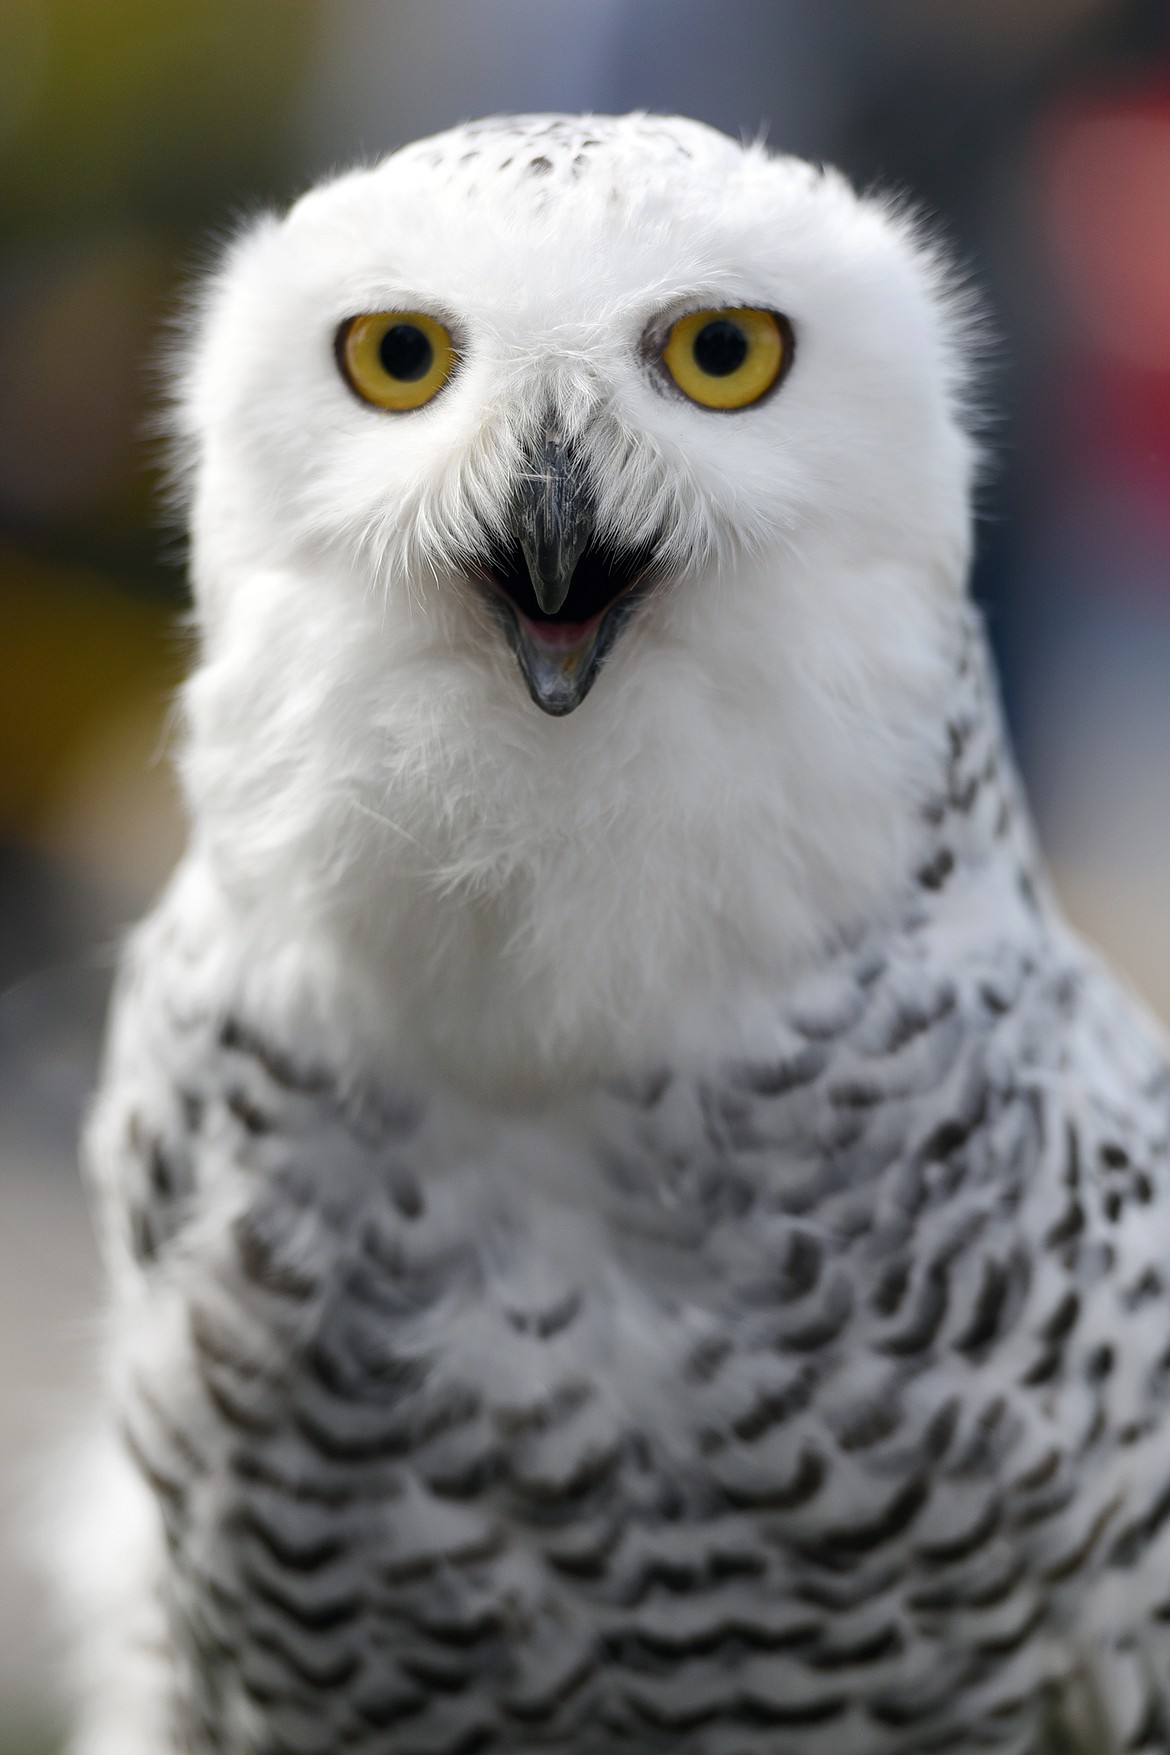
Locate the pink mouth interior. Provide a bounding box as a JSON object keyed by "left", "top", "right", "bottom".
{"left": 516, "top": 609, "right": 604, "bottom": 650}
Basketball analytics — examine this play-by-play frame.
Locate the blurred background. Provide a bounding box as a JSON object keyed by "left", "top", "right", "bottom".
{"left": 1, "top": 1, "right": 1169, "bottom": 1748}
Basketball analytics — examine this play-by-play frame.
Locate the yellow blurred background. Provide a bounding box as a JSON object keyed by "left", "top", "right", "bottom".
{"left": 0, "top": 0, "right": 318, "bottom": 952}
{"left": 2, "top": 2, "right": 1170, "bottom": 1749}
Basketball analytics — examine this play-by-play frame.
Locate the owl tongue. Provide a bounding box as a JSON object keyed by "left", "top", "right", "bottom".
{"left": 518, "top": 612, "right": 601, "bottom": 650}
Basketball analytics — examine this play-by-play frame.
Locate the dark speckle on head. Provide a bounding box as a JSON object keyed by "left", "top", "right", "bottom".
{"left": 403, "top": 112, "right": 717, "bottom": 199}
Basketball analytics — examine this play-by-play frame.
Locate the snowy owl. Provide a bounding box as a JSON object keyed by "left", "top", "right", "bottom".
{"left": 61, "top": 113, "right": 1170, "bottom": 1755}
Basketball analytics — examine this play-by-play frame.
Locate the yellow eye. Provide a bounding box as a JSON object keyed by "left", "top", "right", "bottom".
{"left": 337, "top": 311, "right": 456, "bottom": 411}
{"left": 661, "top": 307, "right": 788, "bottom": 410}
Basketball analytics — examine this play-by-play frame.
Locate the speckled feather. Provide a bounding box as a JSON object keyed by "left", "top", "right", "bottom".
{"left": 84, "top": 620, "right": 1170, "bottom": 1755}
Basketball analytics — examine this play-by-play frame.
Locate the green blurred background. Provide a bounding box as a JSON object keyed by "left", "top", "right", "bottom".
{"left": 2, "top": 2, "right": 1170, "bottom": 1748}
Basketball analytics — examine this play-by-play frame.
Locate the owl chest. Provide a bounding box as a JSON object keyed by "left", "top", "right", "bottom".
{"left": 131, "top": 1058, "right": 1170, "bottom": 1755}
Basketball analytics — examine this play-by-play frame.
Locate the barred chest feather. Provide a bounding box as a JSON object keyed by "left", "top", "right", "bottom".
{"left": 93, "top": 632, "right": 1170, "bottom": 1755}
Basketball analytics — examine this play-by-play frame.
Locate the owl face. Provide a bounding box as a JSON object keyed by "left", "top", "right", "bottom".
{"left": 181, "top": 115, "right": 974, "bottom": 721}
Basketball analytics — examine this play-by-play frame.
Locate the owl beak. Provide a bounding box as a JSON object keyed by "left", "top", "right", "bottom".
{"left": 515, "top": 429, "right": 593, "bottom": 615}
{"left": 468, "top": 427, "right": 660, "bottom": 714}
{"left": 499, "top": 595, "right": 641, "bottom": 716}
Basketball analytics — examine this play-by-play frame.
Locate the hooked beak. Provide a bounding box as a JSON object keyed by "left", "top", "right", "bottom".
{"left": 515, "top": 427, "right": 593, "bottom": 616}
{"left": 472, "top": 426, "right": 661, "bottom": 715}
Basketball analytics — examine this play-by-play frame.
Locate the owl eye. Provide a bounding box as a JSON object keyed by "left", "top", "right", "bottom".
{"left": 661, "top": 307, "right": 788, "bottom": 410}
{"left": 337, "top": 311, "right": 456, "bottom": 411}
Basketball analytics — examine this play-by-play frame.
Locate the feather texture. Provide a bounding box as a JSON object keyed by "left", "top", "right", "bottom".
{"left": 60, "top": 116, "right": 1170, "bottom": 1754}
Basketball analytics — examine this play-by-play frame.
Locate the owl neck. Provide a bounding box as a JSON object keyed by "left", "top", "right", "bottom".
{"left": 178, "top": 603, "right": 1036, "bottom": 1105}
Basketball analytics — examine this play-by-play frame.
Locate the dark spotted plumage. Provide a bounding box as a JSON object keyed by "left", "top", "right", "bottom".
{"left": 86, "top": 619, "right": 1170, "bottom": 1755}
{"left": 403, "top": 112, "right": 703, "bottom": 196}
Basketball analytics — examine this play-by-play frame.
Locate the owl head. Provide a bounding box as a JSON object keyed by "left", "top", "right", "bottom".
{"left": 173, "top": 115, "right": 979, "bottom": 1084}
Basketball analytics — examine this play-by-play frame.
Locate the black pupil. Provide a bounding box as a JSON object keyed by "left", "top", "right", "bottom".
{"left": 379, "top": 323, "right": 434, "bottom": 381}
{"left": 693, "top": 318, "right": 748, "bottom": 377}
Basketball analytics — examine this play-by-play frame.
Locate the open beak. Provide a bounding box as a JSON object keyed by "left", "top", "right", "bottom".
{"left": 472, "top": 427, "right": 661, "bottom": 715}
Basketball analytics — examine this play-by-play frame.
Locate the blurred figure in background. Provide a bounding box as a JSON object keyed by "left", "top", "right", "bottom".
{"left": 0, "top": 3, "right": 1166, "bottom": 1749}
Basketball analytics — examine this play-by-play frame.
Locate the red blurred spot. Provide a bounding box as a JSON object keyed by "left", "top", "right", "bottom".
{"left": 1042, "top": 87, "right": 1170, "bottom": 374}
